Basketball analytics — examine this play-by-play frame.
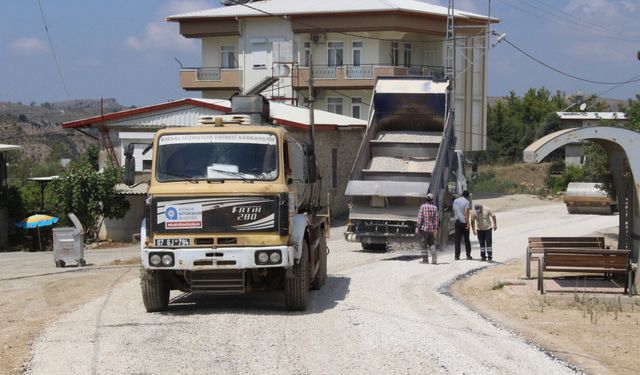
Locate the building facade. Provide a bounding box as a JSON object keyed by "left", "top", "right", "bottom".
{"left": 168, "top": 0, "right": 498, "bottom": 151}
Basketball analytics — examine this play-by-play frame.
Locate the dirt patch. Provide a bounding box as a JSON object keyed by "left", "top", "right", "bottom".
{"left": 0, "top": 266, "right": 139, "bottom": 374}
{"left": 451, "top": 260, "right": 640, "bottom": 374}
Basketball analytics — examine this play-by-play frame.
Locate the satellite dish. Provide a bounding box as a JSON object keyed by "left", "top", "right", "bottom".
{"left": 579, "top": 103, "right": 587, "bottom": 111}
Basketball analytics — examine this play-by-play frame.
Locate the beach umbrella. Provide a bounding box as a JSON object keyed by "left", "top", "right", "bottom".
{"left": 16, "top": 214, "right": 59, "bottom": 229}
{"left": 16, "top": 214, "right": 59, "bottom": 251}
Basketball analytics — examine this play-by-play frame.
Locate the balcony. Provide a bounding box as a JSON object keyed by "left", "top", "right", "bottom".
{"left": 180, "top": 67, "right": 241, "bottom": 91}
{"left": 294, "top": 64, "right": 445, "bottom": 89}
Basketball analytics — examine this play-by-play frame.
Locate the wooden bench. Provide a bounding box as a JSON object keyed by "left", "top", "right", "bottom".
{"left": 538, "top": 248, "right": 634, "bottom": 295}
{"left": 526, "top": 237, "right": 605, "bottom": 279}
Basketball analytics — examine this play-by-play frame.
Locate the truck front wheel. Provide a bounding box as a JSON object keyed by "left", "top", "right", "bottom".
{"left": 141, "top": 268, "right": 169, "bottom": 312}
{"left": 285, "top": 241, "right": 310, "bottom": 311}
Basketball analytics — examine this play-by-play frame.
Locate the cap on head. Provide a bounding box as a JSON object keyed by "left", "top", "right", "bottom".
{"left": 426, "top": 193, "right": 434, "bottom": 201}
{"left": 462, "top": 190, "right": 470, "bottom": 198}
{"left": 474, "top": 203, "right": 482, "bottom": 211}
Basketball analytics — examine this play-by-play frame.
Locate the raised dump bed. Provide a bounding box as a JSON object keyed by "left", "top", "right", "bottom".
{"left": 344, "top": 77, "right": 466, "bottom": 250}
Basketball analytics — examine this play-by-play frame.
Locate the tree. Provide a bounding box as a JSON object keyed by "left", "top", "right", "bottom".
{"left": 50, "top": 160, "right": 130, "bottom": 242}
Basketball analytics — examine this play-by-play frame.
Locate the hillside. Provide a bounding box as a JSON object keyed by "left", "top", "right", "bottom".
{"left": 0, "top": 99, "right": 132, "bottom": 162}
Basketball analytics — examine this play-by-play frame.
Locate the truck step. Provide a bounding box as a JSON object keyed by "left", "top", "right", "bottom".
{"left": 361, "top": 170, "right": 432, "bottom": 182}
{"left": 370, "top": 142, "right": 439, "bottom": 158}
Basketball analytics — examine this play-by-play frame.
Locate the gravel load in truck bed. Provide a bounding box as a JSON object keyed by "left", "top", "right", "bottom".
{"left": 367, "top": 156, "right": 436, "bottom": 172}
{"left": 376, "top": 131, "right": 442, "bottom": 143}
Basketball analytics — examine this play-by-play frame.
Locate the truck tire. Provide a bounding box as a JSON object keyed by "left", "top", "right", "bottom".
{"left": 141, "top": 268, "right": 169, "bottom": 312}
{"left": 311, "top": 230, "right": 327, "bottom": 290}
{"left": 285, "top": 240, "right": 309, "bottom": 311}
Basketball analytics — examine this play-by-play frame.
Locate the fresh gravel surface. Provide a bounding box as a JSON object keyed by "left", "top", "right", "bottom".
{"left": 25, "top": 202, "right": 616, "bottom": 374}
{"left": 368, "top": 156, "right": 435, "bottom": 172}
{"left": 377, "top": 131, "right": 442, "bottom": 143}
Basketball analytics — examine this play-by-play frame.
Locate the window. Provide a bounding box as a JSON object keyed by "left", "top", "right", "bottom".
{"left": 351, "top": 97, "right": 362, "bottom": 119}
{"left": 328, "top": 41, "right": 344, "bottom": 66}
{"left": 252, "top": 40, "right": 267, "bottom": 69}
{"left": 391, "top": 41, "right": 399, "bottom": 66}
{"left": 352, "top": 41, "right": 362, "bottom": 66}
{"left": 403, "top": 43, "right": 412, "bottom": 67}
{"left": 331, "top": 148, "right": 338, "bottom": 189}
{"left": 425, "top": 50, "right": 435, "bottom": 66}
{"left": 303, "top": 42, "right": 311, "bottom": 67}
{"left": 221, "top": 45, "right": 235, "bottom": 69}
{"left": 327, "top": 97, "right": 343, "bottom": 115}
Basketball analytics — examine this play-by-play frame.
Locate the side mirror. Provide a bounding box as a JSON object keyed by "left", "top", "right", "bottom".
{"left": 124, "top": 143, "right": 135, "bottom": 186}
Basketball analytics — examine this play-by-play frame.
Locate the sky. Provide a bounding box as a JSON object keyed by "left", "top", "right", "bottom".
{"left": 1, "top": 0, "right": 639, "bottom": 107}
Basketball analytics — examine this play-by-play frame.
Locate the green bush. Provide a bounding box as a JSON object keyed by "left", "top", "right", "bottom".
{"left": 546, "top": 165, "right": 585, "bottom": 194}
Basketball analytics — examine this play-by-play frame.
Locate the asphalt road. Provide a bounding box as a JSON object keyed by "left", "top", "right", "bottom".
{"left": 24, "top": 202, "right": 616, "bottom": 374}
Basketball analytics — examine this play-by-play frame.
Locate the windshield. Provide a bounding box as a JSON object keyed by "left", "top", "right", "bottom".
{"left": 155, "top": 133, "right": 279, "bottom": 182}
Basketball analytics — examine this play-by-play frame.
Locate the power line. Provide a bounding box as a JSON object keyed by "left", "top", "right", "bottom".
{"left": 37, "top": 0, "right": 71, "bottom": 100}
{"left": 497, "top": 0, "right": 639, "bottom": 43}
{"left": 528, "top": 0, "right": 640, "bottom": 40}
{"left": 499, "top": 35, "right": 640, "bottom": 85}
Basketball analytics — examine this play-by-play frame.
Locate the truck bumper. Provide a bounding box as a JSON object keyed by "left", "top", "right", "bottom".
{"left": 141, "top": 245, "right": 294, "bottom": 270}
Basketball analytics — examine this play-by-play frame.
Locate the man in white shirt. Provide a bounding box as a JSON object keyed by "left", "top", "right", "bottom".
{"left": 452, "top": 190, "right": 471, "bottom": 260}
{"left": 470, "top": 203, "right": 497, "bottom": 261}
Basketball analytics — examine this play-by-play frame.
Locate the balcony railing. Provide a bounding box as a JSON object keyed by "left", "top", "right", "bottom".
{"left": 196, "top": 67, "right": 221, "bottom": 81}
{"left": 302, "top": 64, "right": 445, "bottom": 80}
{"left": 180, "top": 67, "right": 241, "bottom": 90}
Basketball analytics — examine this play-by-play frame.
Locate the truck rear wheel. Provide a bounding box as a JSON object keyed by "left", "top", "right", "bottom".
{"left": 285, "top": 241, "right": 309, "bottom": 311}
{"left": 311, "top": 229, "right": 328, "bottom": 290}
{"left": 141, "top": 268, "right": 169, "bottom": 312}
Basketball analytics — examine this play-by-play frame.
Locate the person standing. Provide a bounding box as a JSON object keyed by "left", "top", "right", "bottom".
{"left": 470, "top": 203, "right": 497, "bottom": 261}
{"left": 415, "top": 193, "right": 438, "bottom": 264}
{"left": 453, "top": 190, "right": 472, "bottom": 260}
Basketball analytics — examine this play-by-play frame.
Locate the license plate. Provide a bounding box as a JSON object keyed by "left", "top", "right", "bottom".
{"left": 155, "top": 238, "right": 191, "bottom": 247}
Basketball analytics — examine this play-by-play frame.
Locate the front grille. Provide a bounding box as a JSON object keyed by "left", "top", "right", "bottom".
{"left": 195, "top": 238, "right": 214, "bottom": 245}
{"left": 189, "top": 270, "right": 245, "bottom": 294}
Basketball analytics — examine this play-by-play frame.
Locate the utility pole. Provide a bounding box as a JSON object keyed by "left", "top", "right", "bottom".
{"left": 308, "top": 53, "right": 316, "bottom": 151}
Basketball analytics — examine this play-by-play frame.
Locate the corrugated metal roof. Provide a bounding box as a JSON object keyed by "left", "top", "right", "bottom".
{"left": 168, "top": 0, "right": 496, "bottom": 22}
{"left": 192, "top": 98, "right": 367, "bottom": 127}
{"left": 556, "top": 112, "right": 627, "bottom": 121}
{"left": 0, "top": 144, "right": 22, "bottom": 152}
{"left": 62, "top": 98, "right": 366, "bottom": 130}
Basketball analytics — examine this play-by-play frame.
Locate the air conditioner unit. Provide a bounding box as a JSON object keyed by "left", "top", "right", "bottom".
{"left": 310, "top": 33, "right": 325, "bottom": 43}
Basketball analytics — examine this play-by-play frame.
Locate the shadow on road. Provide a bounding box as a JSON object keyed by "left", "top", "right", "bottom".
{"left": 162, "top": 275, "right": 351, "bottom": 315}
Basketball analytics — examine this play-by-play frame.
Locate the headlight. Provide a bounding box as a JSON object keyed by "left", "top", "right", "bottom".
{"left": 161, "top": 254, "right": 173, "bottom": 266}
{"left": 269, "top": 251, "right": 281, "bottom": 264}
{"left": 150, "top": 254, "right": 161, "bottom": 266}
{"left": 257, "top": 252, "right": 269, "bottom": 264}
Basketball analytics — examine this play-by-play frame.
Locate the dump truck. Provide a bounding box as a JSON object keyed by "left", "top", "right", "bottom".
{"left": 124, "top": 95, "right": 328, "bottom": 312}
{"left": 344, "top": 77, "right": 467, "bottom": 250}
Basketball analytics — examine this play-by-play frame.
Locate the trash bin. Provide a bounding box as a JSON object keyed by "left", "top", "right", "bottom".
{"left": 52, "top": 213, "right": 85, "bottom": 267}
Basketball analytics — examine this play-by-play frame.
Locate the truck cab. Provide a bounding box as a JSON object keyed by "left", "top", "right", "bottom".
{"left": 126, "top": 106, "right": 327, "bottom": 312}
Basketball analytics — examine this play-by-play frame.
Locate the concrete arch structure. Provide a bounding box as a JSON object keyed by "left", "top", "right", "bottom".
{"left": 523, "top": 127, "right": 640, "bottom": 270}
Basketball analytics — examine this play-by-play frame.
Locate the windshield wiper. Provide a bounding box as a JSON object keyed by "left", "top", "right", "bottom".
{"left": 205, "top": 169, "right": 254, "bottom": 183}
{"left": 159, "top": 171, "right": 199, "bottom": 183}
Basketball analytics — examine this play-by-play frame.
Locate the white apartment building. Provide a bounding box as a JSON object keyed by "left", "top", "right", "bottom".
{"left": 168, "top": 0, "right": 498, "bottom": 151}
